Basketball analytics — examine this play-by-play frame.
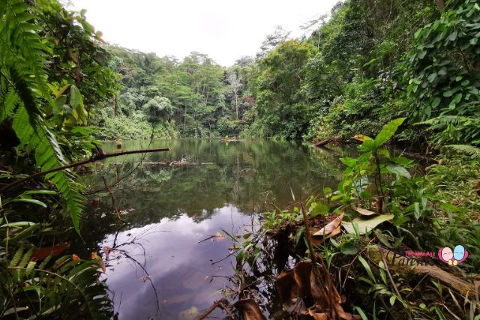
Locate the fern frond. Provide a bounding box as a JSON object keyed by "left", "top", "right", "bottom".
{"left": 445, "top": 144, "right": 480, "bottom": 159}
{"left": 12, "top": 107, "right": 85, "bottom": 232}
{"left": 416, "top": 115, "right": 480, "bottom": 128}
{"left": 0, "top": 88, "right": 18, "bottom": 123}
{"left": 1, "top": 0, "right": 85, "bottom": 232}
{"left": 3, "top": 247, "right": 114, "bottom": 319}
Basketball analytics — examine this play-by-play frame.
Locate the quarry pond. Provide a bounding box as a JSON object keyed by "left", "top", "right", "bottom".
{"left": 80, "top": 139, "right": 351, "bottom": 319}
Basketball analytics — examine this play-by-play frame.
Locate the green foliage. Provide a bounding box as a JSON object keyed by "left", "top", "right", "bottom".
{"left": 143, "top": 96, "right": 173, "bottom": 124}
{"left": 406, "top": 0, "right": 480, "bottom": 145}
{"left": 444, "top": 144, "right": 480, "bottom": 159}
{"left": 0, "top": 246, "right": 113, "bottom": 319}
{"left": 102, "top": 47, "right": 243, "bottom": 138}
{"left": 338, "top": 119, "right": 410, "bottom": 203}
{"left": 0, "top": 0, "right": 86, "bottom": 232}
{"left": 251, "top": 40, "right": 317, "bottom": 139}
{"left": 0, "top": 186, "right": 114, "bottom": 319}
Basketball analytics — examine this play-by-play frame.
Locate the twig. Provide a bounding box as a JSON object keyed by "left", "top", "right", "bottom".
{"left": 218, "top": 299, "right": 235, "bottom": 319}
{"left": 195, "top": 299, "right": 233, "bottom": 320}
{"left": 1, "top": 147, "right": 169, "bottom": 192}
{"left": 102, "top": 176, "right": 122, "bottom": 221}
{"left": 211, "top": 251, "right": 236, "bottom": 265}
{"left": 197, "top": 235, "right": 217, "bottom": 243}
{"left": 300, "top": 203, "right": 316, "bottom": 266}
{"left": 86, "top": 136, "right": 156, "bottom": 195}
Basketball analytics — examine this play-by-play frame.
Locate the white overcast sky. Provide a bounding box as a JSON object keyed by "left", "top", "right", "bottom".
{"left": 70, "top": 0, "right": 339, "bottom": 66}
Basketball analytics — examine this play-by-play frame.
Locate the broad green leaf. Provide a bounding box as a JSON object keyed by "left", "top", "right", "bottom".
{"left": 70, "top": 85, "right": 83, "bottom": 108}
{"left": 448, "top": 31, "right": 457, "bottom": 41}
{"left": 358, "top": 139, "right": 375, "bottom": 152}
{"left": 309, "top": 202, "right": 329, "bottom": 217}
{"left": 386, "top": 165, "right": 411, "bottom": 179}
{"left": 342, "top": 214, "right": 394, "bottom": 235}
{"left": 340, "top": 241, "right": 358, "bottom": 255}
{"left": 431, "top": 97, "right": 441, "bottom": 108}
{"left": 443, "top": 90, "right": 454, "bottom": 97}
{"left": 374, "top": 118, "right": 406, "bottom": 148}
{"left": 389, "top": 295, "right": 397, "bottom": 306}
{"left": 340, "top": 157, "right": 357, "bottom": 167}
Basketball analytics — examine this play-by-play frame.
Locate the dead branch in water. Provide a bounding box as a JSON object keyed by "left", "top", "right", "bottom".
{"left": 312, "top": 136, "right": 341, "bottom": 148}
{"left": 139, "top": 161, "right": 214, "bottom": 167}
{"left": 195, "top": 299, "right": 235, "bottom": 320}
{"left": 1, "top": 147, "right": 169, "bottom": 193}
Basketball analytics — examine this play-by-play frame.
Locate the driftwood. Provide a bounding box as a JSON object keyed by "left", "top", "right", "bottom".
{"left": 220, "top": 138, "right": 245, "bottom": 143}
{"left": 1, "top": 147, "right": 169, "bottom": 192}
{"left": 140, "top": 161, "right": 214, "bottom": 167}
{"left": 312, "top": 137, "right": 341, "bottom": 148}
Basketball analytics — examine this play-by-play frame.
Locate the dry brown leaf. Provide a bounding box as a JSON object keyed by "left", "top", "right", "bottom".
{"left": 275, "top": 260, "right": 355, "bottom": 320}
{"left": 31, "top": 242, "right": 70, "bottom": 261}
{"left": 308, "top": 308, "right": 328, "bottom": 320}
{"left": 235, "top": 299, "right": 266, "bottom": 320}
{"left": 313, "top": 214, "right": 344, "bottom": 237}
{"left": 312, "top": 226, "right": 341, "bottom": 246}
{"left": 103, "top": 246, "right": 114, "bottom": 260}
{"left": 353, "top": 134, "right": 370, "bottom": 142}
{"left": 355, "top": 207, "right": 376, "bottom": 216}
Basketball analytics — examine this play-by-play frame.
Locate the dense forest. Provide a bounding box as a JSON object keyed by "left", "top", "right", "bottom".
{"left": 1, "top": 0, "right": 480, "bottom": 319}
{"left": 94, "top": 0, "right": 480, "bottom": 150}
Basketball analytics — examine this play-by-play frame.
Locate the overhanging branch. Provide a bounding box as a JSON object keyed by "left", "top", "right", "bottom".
{"left": 1, "top": 147, "right": 169, "bottom": 193}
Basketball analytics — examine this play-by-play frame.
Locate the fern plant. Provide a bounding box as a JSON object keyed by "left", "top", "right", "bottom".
{"left": 0, "top": 0, "right": 85, "bottom": 232}
{"left": 0, "top": 247, "right": 114, "bottom": 319}
{"left": 444, "top": 144, "right": 480, "bottom": 159}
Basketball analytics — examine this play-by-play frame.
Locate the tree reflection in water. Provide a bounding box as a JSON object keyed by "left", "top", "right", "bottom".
{"left": 76, "top": 140, "right": 352, "bottom": 319}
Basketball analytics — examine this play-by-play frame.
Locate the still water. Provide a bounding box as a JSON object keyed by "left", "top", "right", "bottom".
{"left": 81, "top": 139, "right": 349, "bottom": 319}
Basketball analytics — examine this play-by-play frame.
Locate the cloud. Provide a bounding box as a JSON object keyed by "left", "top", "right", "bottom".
{"left": 71, "top": 0, "right": 339, "bottom": 66}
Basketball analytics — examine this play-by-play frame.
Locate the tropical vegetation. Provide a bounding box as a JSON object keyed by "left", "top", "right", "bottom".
{"left": 1, "top": 0, "right": 479, "bottom": 318}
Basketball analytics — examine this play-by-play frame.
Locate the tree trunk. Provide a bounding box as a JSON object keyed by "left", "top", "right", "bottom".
{"left": 113, "top": 94, "right": 118, "bottom": 117}
{"left": 235, "top": 93, "right": 239, "bottom": 120}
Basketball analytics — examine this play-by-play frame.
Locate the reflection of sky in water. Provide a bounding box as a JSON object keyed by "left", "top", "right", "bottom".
{"left": 82, "top": 140, "right": 350, "bottom": 319}
{"left": 101, "top": 206, "right": 257, "bottom": 320}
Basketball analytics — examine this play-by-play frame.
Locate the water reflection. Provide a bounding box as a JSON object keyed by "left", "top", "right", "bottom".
{"left": 101, "top": 207, "right": 253, "bottom": 319}
{"left": 80, "top": 140, "right": 350, "bottom": 319}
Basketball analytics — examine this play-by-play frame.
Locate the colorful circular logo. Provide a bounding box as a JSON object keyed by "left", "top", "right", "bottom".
{"left": 438, "top": 245, "right": 468, "bottom": 265}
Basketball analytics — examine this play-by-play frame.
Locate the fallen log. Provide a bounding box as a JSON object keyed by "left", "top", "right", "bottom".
{"left": 220, "top": 138, "right": 245, "bottom": 143}
{"left": 312, "top": 137, "right": 341, "bottom": 148}
{"left": 366, "top": 246, "right": 477, "bottom": 298}
{"left": 141, "top": 161, "right": 214, "bottom": 167}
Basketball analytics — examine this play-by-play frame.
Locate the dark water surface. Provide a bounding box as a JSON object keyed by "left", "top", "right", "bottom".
{"left": 81, "top": 139, "right": 349, "bottom": 320}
